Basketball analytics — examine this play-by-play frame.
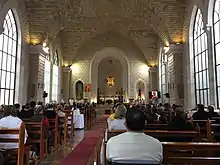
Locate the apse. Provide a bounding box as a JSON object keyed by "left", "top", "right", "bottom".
{"left": 98, "top": 57, "right": 123, "bottom": 97}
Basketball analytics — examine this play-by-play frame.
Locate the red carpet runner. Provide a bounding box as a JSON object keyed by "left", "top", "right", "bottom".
{"left": 61, "top": 115, "right": 108, "bottom": 165}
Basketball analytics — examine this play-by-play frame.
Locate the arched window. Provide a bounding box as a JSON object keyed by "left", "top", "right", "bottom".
{"left": 160, "top": 52, "right": 168, "bottom": 103}
{"left": 44, "top": 55, "right": 50, "bottom": 103}
{"left": 52, "top": 50, "right": 59, "bottom": 102}
{"left": 213, "top": 0, "right": 220, "bottom": 108}
{"left": 0, "top": 10, "right": 18, "bottom": 105}
{"left": 193, "top": 9, "right": 209, "bottom": 106}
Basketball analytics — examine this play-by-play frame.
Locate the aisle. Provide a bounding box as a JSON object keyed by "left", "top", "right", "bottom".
{"left": 60, "top": 115, "right": 108, "bottom": 165}
{"left": 39, "top": 115, "right": 108, "bottom": 165}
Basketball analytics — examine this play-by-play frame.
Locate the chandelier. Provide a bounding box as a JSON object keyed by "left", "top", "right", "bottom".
{"left": 106, "top": 76, "right": 115, "bottom": 87}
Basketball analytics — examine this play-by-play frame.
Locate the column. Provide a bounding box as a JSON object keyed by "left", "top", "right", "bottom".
{"left": 62, "top": 67, "right": 71, "bottom": 102}
{"left": 149, "top": 67, "right": 158, "bottom": 91}
{"left": 205, "top": 25, "right": 217, "bottom": 106}
{"left": 166, "top": 44, "right": 184, "bottom": 105}
{"left": 28, "top": 45, "right": 46, "bottom": 102}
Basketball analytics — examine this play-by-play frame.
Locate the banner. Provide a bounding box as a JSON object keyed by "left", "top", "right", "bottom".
{"left": 84, "top": 84, "right": 91, "bottom": 92}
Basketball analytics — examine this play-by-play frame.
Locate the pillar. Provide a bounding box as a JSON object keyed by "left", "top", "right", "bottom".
{"left": 206, "top": 25, "right": 217, "bottom": 106}
{"left": 166, "top": 44, "right": 184, "bottom": 105}
{"left": 62, "top": 67, "right": 71, "bottom": 102}
{"left": 28, "top": 45, "right": 46, "bottom": 102}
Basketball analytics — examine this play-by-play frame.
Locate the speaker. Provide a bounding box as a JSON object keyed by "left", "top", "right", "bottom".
{"left": 157, "top": 91, "right": 161, "bottom": 99}
{"left": 43, "top": 91, "right": 48, "bottom": 98}
{"left": 165, "top": 93, "right": 170, "bottom": 98}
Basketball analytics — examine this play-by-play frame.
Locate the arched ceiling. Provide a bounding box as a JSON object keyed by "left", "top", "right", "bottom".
{"left": 24, "top": 0, "right": 186, "bottom": 63}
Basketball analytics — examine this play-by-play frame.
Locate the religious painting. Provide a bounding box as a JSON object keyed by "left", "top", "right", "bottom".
{"left": 75, "top": 80, "right": 84, "bottom": 100}
{"left": 106, "top": 76, "right": 115, "bottom": 87}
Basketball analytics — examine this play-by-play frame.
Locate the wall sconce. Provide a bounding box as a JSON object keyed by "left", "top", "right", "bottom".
{"left": 163, "top": 46, "right": 170, "bottom": 54}
{"left": 42, "top": 42, "right": 50, "bottom": 54}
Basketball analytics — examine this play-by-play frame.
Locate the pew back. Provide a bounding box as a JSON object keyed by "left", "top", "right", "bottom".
{"left": 107, "top": 130, "right": 198, "bottom": 142}
{"left": 0, "top": 122, "right": 25, "bottom": 165}
{"left": 162, "top": 142, "right": 220, "bottom": 165}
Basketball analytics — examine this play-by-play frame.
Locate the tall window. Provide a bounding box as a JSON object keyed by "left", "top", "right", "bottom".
{"left": 0, "top": 10, "right": 18, "bottom": 105}
{"left": 161, "top": 52, "right": 168, "bottom": 103}
{"left": 52, "top": 51, "right": 59, "bottom": 102}
{"left": 44, "top": 55, "right": 50, "bottom": 103}
{"left": 193, "top": 9, "right": 209, "bottom": 107}
{"left": 214, "top": 0, "right": 220, "bottom": 108}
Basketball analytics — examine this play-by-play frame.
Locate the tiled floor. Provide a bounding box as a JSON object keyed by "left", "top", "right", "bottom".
{"left": 39, "top": 130, "right": 84, "bottom": 165}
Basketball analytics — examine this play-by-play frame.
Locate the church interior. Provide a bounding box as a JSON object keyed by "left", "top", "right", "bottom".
{"left": 0, "top": 0, "right": 220, "bottom": 164}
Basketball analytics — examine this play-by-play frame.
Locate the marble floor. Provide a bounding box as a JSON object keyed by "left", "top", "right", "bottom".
{"left": 39, "top": 130, "right": 84, "bottom": 165}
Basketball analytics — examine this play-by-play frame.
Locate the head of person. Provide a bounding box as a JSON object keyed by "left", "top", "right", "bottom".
{"left": 34, "top": 105, "right": 44, "bottom": 115}
{"left": 14, "top": 103, "right": 20, "bottom": 110}
{"left": 30, "top": 101, "right": 36, "bottom": 108}
{"left": 125, "top": 107, "right": 146, "bottom": 132}
{"left": 114, "top": 105, "right": 127, "bottom": 119}
{"left": 175, "top": 107, "right": 187, "bottom": 120}
{"left": 208, "top": 105, "right": 215, "bottom": 113}
{"left": 57, "top": 105, "right": 62, "bottom": 111}
{"left": 47, "top": 104, "right": 53, "bottom": 110}
{"left": 3, "top": 105, "right": 17, "bottom": 117}
{"left": 197, "top": 104, "right": 205, "bottom": 112}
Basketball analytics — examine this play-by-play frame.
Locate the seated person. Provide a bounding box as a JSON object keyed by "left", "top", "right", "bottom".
{"left": 44, "top": 104, "right": 58, "bottom": 119}
{"left": 109, "top": 106, "right": 117, "bottom": 121}
{"left": 29, "top": 105, "right": 51, "bottom": 153}
{"left": 19, "top": 101, "right": 35, "bottom": 119}
{"left": 0, "top": 105, "right": 28, "bottom": 150}
{"left": 193, "top": 104, "right": 209, "bottom": 120}
{"left": 208, "top": 105, "right": 219, "bottom": 119}
{"left": 168, "top": 107, "right": 195, "bottom": 131}
{"left": 56, "top": 105, "right": 65, "bottom": 117}
{"left": 30, "top": 105, "right": 50, "bottom": 130}
{"left": 106, "top": 107, "right": 163, "bottom": 164}
{"left": 107, "top": 105, "right": 127, "bottom": 130}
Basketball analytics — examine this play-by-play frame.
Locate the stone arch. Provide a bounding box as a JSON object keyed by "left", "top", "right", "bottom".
{"left": 135, "top": 79, "right": 147, "bottom": 100}
{"left": 187, "top": 5, "right": 199, "bottom": 108}
{"left": 0, "top": 0, "right": 24, "bottom": 104}
{"left": 90, "top": 47, "right": 130, "bottom": 102}
{"left": 208, "top": 0, "right": 216, "bottom": 25}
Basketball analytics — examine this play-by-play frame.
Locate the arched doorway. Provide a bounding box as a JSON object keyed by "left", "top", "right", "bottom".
{"left": 75, "top": 80, "right": 84, "bottom": 100}
{"left": 91, "top": 47, "right": 129, "bottom": 103}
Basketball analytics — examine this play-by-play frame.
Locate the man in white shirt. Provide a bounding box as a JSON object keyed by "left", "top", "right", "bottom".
{"left": 0, "top": 105, "right": 28, "bottom": 150}
{"left": 106, "top": 107, "right": 163, "bottom": 164}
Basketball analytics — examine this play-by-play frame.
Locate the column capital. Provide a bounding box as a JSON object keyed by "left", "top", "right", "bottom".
{"left": 63, "top": 67, "right": 71, "bottom": 73}
{"left": 149, "top": 66, "right": 158, "bottom": 73}
{"left": 166, "top": 44, "right": 184, "bottom": 55}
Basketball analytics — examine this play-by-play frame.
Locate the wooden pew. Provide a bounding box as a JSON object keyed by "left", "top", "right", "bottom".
{"left": 145, "top": 124, "right": 168, "bottom": 130}
{"left": 103, "top": 130, "right": 199, "bottom": 165}
{"left": 59, "top": 114, "right": 68, "bottom": 144}
{"left": 63, "top": 110, "right": 74, "bottom": 137}
{"left": 162, "top": 142, "right": 220, "bottom": 165}
{"left": 0, "top": 122, "right": 25, "bottom": 165}
{"left": 106, "top": 130, "right": 199, "bottom": 141}
{"left": 206, "top": 120, "right": 220, "bottom": 141}
{"left": 25, "top": 120, "right": 47, "bottom": 161}
{"left": 48, "top": 115, "right": 59, "bottom": 151}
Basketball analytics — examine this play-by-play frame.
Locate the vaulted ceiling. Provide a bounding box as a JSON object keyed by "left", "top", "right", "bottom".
{"left": 24, "top": 0, "right": 186, "bottom": 63}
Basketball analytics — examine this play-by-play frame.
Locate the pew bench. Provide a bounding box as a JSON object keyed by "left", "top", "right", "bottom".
{"left": 162, "top": 142, "right": 220, "bottom": 165}
{"left": 0, "top": 122, "right": 26, "bottom": 165}
{"left": 62, "top": 110, "right": 74, "bottom": 137}
{"left": 25, "top": 120, "right": 47, "bottom": 162}
{"left": 59, "top": 114, "right": 68, "bottom": 144}
{"left": 48, "top": 116, "right": 59, "bottom": 151}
